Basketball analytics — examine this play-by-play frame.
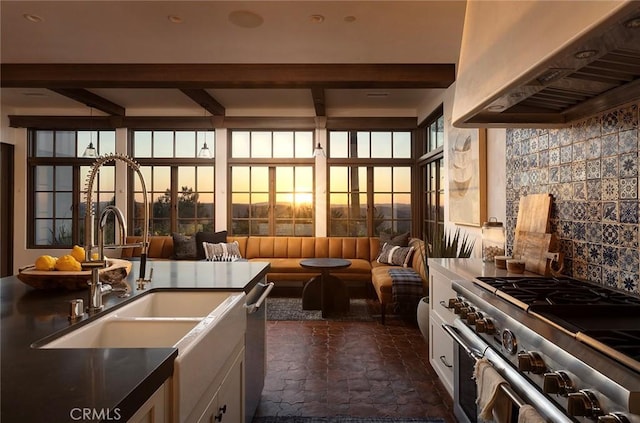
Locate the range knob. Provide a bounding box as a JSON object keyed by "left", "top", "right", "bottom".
{"left": 474, "top": 318, "right": 495, "bottom": 334}
{"left": 447, "top": 298, "right": 461, "bottom": 309}
{"left": 459, "top": 306, "right": 475, "bottom": 319}
{"left": 466, "top": 311, "right": 482, "bottom": 325}
{"left": 453, "top": 301, "right": 469, "bottom": 314}
{"left": 598, "top": 413, "right": 630, "bottom": 423}
{"left": 517, "top": 351, "right": 546, "bottom": 374}
{"left": 543, "top": 371, "right": 574, "bottom": 396}
{"left": 567, "top": 390, "right": 602, "bottom": 419}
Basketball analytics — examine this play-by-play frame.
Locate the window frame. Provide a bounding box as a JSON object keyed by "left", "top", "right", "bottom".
{"left": 418, "top": 105, "right": 445, "bottom": 241}
{"left": 327, "top": 130, "right": 414, "bottom": 237}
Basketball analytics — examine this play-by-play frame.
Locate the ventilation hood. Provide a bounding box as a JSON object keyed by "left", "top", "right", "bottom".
{"left": 452, "top": 1, "right": 640, "bottom": 128}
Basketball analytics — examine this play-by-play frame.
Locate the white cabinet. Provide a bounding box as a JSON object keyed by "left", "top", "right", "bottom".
{"left": 428, "top": 268, "right": 456, "bottom": 398}
{"left": 128, "top": 380, "right": 170, "bottom": 423}
{"left": 196, "top": 348, "right": 245, "bottom": 423}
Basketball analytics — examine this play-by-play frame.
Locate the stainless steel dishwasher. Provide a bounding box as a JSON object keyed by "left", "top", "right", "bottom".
{"left": 244, "top": 281, "right": 274, "bottom": 423}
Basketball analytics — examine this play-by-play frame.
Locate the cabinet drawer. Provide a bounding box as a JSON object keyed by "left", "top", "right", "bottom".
{"left": 429, "top": 271, "right": 456, "bottom": 324}
{"left": 428, "top": 312, "right": 454, "bottom": 398}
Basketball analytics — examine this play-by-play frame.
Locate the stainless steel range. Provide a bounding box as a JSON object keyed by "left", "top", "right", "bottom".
{"left": 444, "top": 275, "right": 640, "bottom": 423}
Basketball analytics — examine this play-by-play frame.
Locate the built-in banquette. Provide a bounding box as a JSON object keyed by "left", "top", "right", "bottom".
{"left": 121, "top": 235, "right": 428, "bottom": 323}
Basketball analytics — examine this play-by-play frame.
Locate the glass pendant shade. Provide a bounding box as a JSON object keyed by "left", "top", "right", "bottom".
{"left": 198, "top": 142, "right": 212, "bottom": 159}
{"left": 83, "top": 142, "right": 97, "bottom": 158}
{"left": 313, "top": 142, "right": 325, "bottom": 158}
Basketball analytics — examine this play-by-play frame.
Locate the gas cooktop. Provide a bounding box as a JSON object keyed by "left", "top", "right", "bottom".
{"left": 474, "top": 275, "right": 640, "bottom": 374}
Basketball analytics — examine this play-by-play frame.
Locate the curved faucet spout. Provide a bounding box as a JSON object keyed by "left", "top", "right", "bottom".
{"left": 97, "top": 205, "right": 127, "bottom": 260}
{"left": 84, "top": 154, "right": 150, "bottom": 308}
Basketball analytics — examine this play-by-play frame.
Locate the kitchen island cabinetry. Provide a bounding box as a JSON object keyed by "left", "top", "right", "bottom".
{"left": 128, "top": 380, "right": 171, "bottom": 423}
{"left": 196, "top": 347, "right": 244, "bottom": 423}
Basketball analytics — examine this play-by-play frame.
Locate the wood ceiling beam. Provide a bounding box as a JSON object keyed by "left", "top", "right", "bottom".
{"left": 311, "top": 88, "right": 326, "bottom": 117}
{"left": 1, "top": 64, "right": 456, "bottom": 89}
{"left": 179, "top": 89, "right": 226, "bottom": 116}
{"left": 49, "top": 88, "right": 125, "bottom": 116}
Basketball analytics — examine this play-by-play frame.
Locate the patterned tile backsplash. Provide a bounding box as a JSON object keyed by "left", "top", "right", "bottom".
{"left": 505, "top": 101, "right": 640, "bottom": 295}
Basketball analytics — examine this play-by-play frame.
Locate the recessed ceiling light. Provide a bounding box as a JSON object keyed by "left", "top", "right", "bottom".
{"left": 344, "top": 16, "right": 356, "bottom": 23}
{"left": 309, "top": 14, "right": 325, "bottom": 24}
{"left": 168, "top": 15, "right": 183, "bottom": 24}
{"left": 228, "top": 10, "right": 264, "bottom": 28}
{"left": 23, "top": 14, "right": 43, "bottom": 23}
{"left": 574, "top": 49, "right": 598, "bottom": 59}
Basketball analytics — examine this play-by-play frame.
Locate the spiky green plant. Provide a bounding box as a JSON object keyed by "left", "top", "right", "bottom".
{"left": 425, "top": 224, "right": 475, "bottom": 258}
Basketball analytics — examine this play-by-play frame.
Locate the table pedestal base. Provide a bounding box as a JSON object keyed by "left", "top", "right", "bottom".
{"left": 302, "top": 273, "right": 350, "bottom": 316}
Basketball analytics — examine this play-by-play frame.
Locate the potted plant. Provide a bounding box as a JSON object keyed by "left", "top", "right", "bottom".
{"left": 416, "top": 224, "right": 475, "bottom": 341}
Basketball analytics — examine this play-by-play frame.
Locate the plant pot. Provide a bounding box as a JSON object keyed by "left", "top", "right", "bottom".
{"left": 416, "top": 296, "right": 430, "bottom": 341}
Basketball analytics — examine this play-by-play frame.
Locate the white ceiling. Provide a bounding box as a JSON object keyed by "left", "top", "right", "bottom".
{"left": 1, "top": 1, "right": 467, "bottom": 117}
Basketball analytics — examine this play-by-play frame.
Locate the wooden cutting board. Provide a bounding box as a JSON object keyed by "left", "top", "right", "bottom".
{"left": 513, "top": 231, "right": 557, "bottom": 276}
{"left": 515, "top": 193, "right": 552, "bottom": 249}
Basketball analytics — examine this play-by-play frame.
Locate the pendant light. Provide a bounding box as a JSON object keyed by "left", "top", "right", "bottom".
{"left": 83, "top": 107, "right": 97, "bottom": 158}
{"left": 198, "top": 108, "right": 213, "bottom": 159}
{"left": 313, "top": 142, "right": 325, "bottom": 158}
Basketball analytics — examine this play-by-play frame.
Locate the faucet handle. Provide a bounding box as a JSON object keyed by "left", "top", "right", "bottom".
{"left": 137, "top": 267, "right": 153, "bottom": 290}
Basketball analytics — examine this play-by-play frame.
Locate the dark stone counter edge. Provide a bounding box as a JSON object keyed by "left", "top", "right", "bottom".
{"left": 1, "top": 261, "right": 270, "bottom": 423}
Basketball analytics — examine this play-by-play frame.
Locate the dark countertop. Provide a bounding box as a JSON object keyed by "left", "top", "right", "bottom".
{"left": 1, "top": 260, "right": 270, "bottom": 423}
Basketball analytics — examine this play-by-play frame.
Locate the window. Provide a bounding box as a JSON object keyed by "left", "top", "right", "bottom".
{"left": 131, "top": 130, "right": 215, "bottom": 236}
{"left": 28, "top": 129, "right": 116, "bottom": 247}
{"left": 328, "top": 131, "right": 412, "bottom": 237}
{"left": 229, "top": 130, "right": 315, "bottom": 236}
{"left": 420, "top": 106, "right": 445, "bottom": 240}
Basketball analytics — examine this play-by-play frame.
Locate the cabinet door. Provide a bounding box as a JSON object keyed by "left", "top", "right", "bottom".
{"left": 127, "top": 381, "right": 168, "bottom": 423}
{"left": 197, "top": 352, "right": 244, "bottom": 423}
{"left": 429, "top": 269, "right": 456, "bottom": 324}
{"left": 216, "top": 353, "right": 244, "bottom": 423}
{"left": 429, "top": 311, "right": 454, "bottom": 398}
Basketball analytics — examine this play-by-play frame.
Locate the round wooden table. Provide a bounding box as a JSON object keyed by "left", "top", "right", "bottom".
{"left": 300, "top": 258, "right": 351, "bottom": 317}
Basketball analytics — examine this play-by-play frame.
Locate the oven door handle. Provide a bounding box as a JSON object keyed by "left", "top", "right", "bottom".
{"left": 442, "top": 323, "right": 485, "bottom": 360}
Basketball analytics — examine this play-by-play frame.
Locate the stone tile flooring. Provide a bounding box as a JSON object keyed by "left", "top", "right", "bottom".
{"left": 253, "top": 301, "right": 456, "bottom": 422}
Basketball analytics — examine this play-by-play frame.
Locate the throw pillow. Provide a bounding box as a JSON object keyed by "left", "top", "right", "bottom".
{"left": 379, "top": 231, "right": 410, "bottom": 248}
{"left": 172, "top": 233, "right": 198, "bottom": 260}
{"left": 203, "top": 241, "right": 242, "bottom": 260}
{"left": 195, "top": 230, "right": 228, "bottom": 260}
{"left": 377, "top": 242, "right": 415, "bottom": 267}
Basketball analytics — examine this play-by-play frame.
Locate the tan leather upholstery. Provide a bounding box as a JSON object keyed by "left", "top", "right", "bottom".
{"left": 121, "top": 234, "right": 427, "bottom": 323}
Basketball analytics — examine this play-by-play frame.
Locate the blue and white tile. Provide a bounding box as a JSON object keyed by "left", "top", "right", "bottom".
{"left": 560, "top": 165, "right": 572, "bottom": 183}
{"left": 560, "top": 128, "right": 573, "bottom": 146}
{"left": 618, "top": 247, "right": 639, "bottom": 272}
{"left": 602, "top": 245, "right": 619, "bottom": 267}
{"left": 548, "top": 129, "right": 560, "bottom": 148}
{"left": 602, "top": 267, "right": 618, "bottom": 288}
{"left": 619, "top": 177, "right": 638, "bottom": 200}
{"left": 588, "top": 243, "right": 603, "bottom": 264}
{"left": 587, "top": 222, "right": 603, "bottom": 243}
{"left": 586, "top": 180, "right": 602, "bottom": 201}
{"left": 539, "top": 150, "right": 549, "bottom": 168}
{"left": 619, "top": 152, "right": 638, "bottom": 177}
{"left": 619, "top": 200, "right": 639, "bottom": 224}
{"left": 602, "top": 201, "right": 618, "bottom": 222}
{"left": 602, "top": 223, "right": 620, "bottom": 246}
{"left": 573, "top": 222, "right": 587, "bottom": 241}
{"left": 587, "top": 264, "right": 602, "bottom": 282}
{"left": 572, "top": 181, "right": 586, "bottom": 200}
{"left": 619, "top": 224, "right": 639, "bottom": 248}
{"left": 572, "top": 161, "right": 586, "bottom": 181}
{"left": 618, "top": 129, "right": 638, "bottom": 153}
{"left": 560, "top": 239, "right": 573, "bottom": 259}
{"left": 586, "top": 138, "right": 602, "bottom": 159}
{"left": 549, "top": 148, "right": 561, "bottom": 166}
{"left": 585, "top": 115, "right": 602, "bottom": 139}
{"left": 572, "top": 201, "right": 587, "bottom": 220}
{"left": 619, "top": 103, "right": 638, "bottom": 131}
{"left": 572, "top": 142, "right": 585, "bottom": 161}
{"left": 601, "top": 133, "right": 619, "bottom": 156}
{"left": 587, "top": 202, "right": 602, "bottom": 222}
{"left": 560, "top": 145, "right": 573, "bottom": 164}
{"left": 618, "top": 271, "right": 639, "bottom": 294}
{"left": 602, "top": 178, "right": 619, "bottom": 201}
{"left": 602, "top": 110, "right": 620, "bottom": 134}
{"left": 601, "top": 156, "right": 618, "bottom": 178}
{"left": 572, "top": 259, "right": 588, "bottom": 280}
{"left": 586, "top": 159, "right": 601, "bottom": 180}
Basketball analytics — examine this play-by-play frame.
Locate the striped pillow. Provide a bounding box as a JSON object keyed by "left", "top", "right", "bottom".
{"left": 203, "top": 241, "right": 242, "bottom": 260}
{"left": 376, "top": 242, "right": 415, "bottom": 267}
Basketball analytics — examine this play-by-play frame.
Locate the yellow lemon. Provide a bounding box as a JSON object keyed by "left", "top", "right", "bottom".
{"left": 55, "top": 255, "right": 82, "bottom": 271}
{"left": 34, "top": 255, "right": 57, "bottom": 271}
{"left": 70, "top": 245, "right": 86, "bottom": 263}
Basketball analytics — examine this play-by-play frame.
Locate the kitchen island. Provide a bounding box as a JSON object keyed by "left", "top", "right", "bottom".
{"left": 0, "top": 260, "right": 270, "bottom": 423}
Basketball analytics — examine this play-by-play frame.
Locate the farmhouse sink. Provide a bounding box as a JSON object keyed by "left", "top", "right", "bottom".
{"left": 111, "top": 291, "right": 241, "bottom": 318}
{"left": 37, "top": 290, "right": 248, "bottom": 422}
{"left": 41, "top": 318, "right": 200, "bottom": 349}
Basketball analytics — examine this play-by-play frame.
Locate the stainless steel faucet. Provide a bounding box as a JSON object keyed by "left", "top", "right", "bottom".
{"left": 83, "top": 154, "right": 150, "bottom": 313}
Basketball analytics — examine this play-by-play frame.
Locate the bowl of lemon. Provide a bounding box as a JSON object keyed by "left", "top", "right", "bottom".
{"left": 17, "top": 246, "right": 132, "bottom": 290}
